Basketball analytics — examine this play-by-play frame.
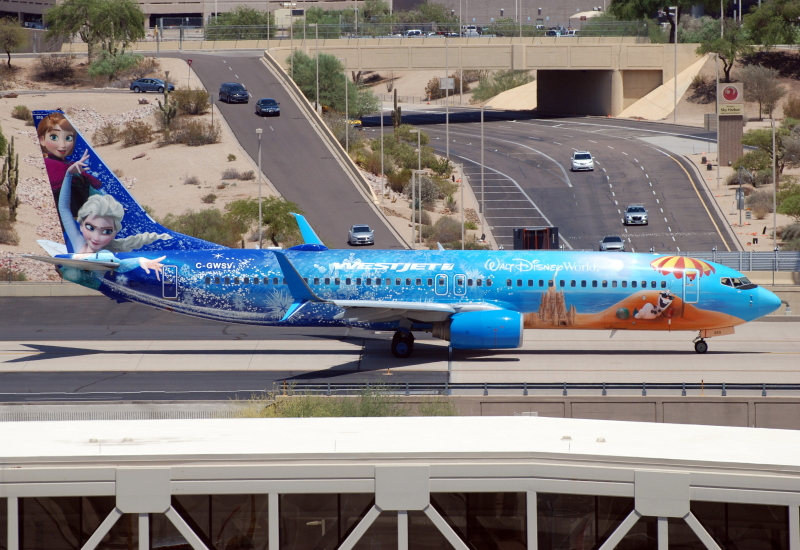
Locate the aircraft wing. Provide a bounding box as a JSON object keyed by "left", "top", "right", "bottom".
{"left": 23, "top": 255, "right": 120, "bottom": 271}
{"left": 331, "top": 300, "right": 502, "bottom": 324}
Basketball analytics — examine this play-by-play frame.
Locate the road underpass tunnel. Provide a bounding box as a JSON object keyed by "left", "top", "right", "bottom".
{"left": 537, "top": 70, "right": 662, "bottom": 117}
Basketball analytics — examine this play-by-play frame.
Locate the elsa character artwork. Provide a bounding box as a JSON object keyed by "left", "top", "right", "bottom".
{"left": 38, "top": 112, "right": 104, "bottom": 221}
{"left": 58, "top": 150, "right": 171, "bottom": 282}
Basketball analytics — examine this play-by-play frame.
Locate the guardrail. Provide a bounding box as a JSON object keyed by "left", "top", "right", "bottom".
{"left": 279, "top": 381, "right": 800, "bottom": 397}
{"left": 680, "top": 250, "right": 800, "bottom": 272}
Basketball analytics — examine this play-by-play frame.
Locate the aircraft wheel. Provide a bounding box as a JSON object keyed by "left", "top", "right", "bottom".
{"left": 694, "top": 339, "right": 708, "bottom": 354}
{"left": 391, "top": 331, "right": 414, "bottom": 358}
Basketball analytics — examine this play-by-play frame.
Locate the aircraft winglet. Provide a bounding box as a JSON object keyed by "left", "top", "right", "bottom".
{"left": 273, "top": 251, "right": 328, "bottom": 322}
{"left": 291, "top": 213, "right": 325, "bottom": 247}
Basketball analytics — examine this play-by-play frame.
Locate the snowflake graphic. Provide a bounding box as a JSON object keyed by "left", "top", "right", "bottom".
{"left": 114, "top": 274, "right": 129, "bottom": 286}
{"left": 231, "top": 293, "right": 247, "bottom": 311}
{"left": 263, "top": 288, "right": 293, "bottom": 319}
{"left": 213, "top": 253, "right": 225, "bottom": 259}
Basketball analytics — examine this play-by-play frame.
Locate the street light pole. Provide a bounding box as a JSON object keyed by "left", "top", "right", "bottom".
{"left": 312, "top": 23, "right": 319, "bottom": 113}
{"left": 380, "top": 104, "right": 385, "bottom": 198}
{"left": 445, "top": 39, "right": 450, "bottom": 161}
{"left": 338, "top": 58, "right": 348, "bottom": 153}
{"left": 256, "top": 128, "right": 263, "bottom": 249}
{"left": 771, "top": 117, "right": 777, "bottom": 251}
{"left": 460, "top": 162, "right": 464, "bottom": 250}
{"left": 410, "top": 129, "right": 422, "bottom": 246}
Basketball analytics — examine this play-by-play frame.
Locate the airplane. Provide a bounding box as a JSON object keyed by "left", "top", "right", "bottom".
{"left": 25, "top": 110, "right": 783, "bottom": 358}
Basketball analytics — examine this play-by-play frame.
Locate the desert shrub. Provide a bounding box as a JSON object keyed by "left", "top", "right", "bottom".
{"left": 429, "top": 156, "right": 452, "bottom": 176}
{"left": 387, "top": 168, "right": 411, "bottom": 193}
{"left": 11, "top": 105, "right": 32, "bottom": 124}
{"left": 216, "top": 183, "right": 227, "bottom": 190}
{"left": 411, "top": 209, "right": 432, "bottom": 225}
{"left": 0, "top": 227, "right": 19, "bottom": 245}
{"left": 782, "top": 239, "right": 800, "bottom": 251}
{"left": 130, "top": 57, "right": 161, "bottom": 80}
{"left": 420, "top": 224, "right": 434, "bottom": 239}
{"left": 0, "top": 123, "right": 7, "bottom": 156}
{"left": 690, "top": 74, "right": 708, "bottom": 89}
{"left": 227, "top": 154, "right": 236, "bottom": 161}
{"left": 184, "top": 175, "right": 200, "bottom": 185}
{"left": 461, "top": 237, "right": 491, "bottom": 250}
{"left": 201, "top": 193, "right": 217, "bottom": 204}
{"left": 435, "top": 178, "right": 458, "bottom": 199}
{"left": 746, "top": 190, "right": 774, "bottom": 219}
{"left": 88, "top": 51, "right": 142, "bottom": 83}
{"left": 472, "top": 70, "right": 535, "bottom": 102}
{"left": 122, "top": 120, "right": 154, "bottom": 147}
{"left": 239, "top": 170, "right": 255, "bottom": 181}
{"left": 160, "top": 208, "right": 246, "bottom": 248}
{"left": 362, "top": 150, "right": 385, "bottom": 175}
{"left": 222, "top": 168, "right": 240, "bottom": 180}
{"left": 93, "top": 123, "right": 120, "bottom": 146}
{"left": 34, "top": 54, "right": 75, "bottom": 81}
{"left": 464, "top": 221, "right": 478, "bottom": 230}
{"left": 446, "top": 197, "right": 459, "bottom": 213}
{"left": 170, "top": 118, "right": 221, "bottom": 146}
{"left": 424, "top": 73, "right": 468, "bottom": 100}
{"left": 431, "top": 216, "right": 462, "bottom": 243}
{"left": 172, "top": 88, "right": 210, "bottom": 115}
{"left": 780, "top": 223, "right": 800, "bottom": 241}
{"left": 404, "top": 176, "right": 438, "bottom": 206}
{"left": 785, "top": 95, "right": 800, "bottom": 120}
{"left": 0, "top": 266, "right": 26, "bottom": 280}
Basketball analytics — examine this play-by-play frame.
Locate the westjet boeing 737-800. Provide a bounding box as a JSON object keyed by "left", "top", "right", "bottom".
{"left": 26, "top": 110, "right": 782, "bottom": 357}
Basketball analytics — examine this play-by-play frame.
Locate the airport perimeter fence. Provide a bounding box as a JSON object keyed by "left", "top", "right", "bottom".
{"left": 678, "top": 250, "right": 800, "bottom": 272}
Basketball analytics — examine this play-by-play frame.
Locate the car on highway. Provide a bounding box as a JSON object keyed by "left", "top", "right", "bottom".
{"left": 129, "top": 78, "right": 174, "bottom": 93}
{"left": 623, "top": 205, "right": 648, "bottom": 225}
{"left": 348, "top": 224, "right": 375, "bottom": 245}
{"left": 404, "top": 29, "right": 423, "bottom": 37}
{"left": 255, "top": 98, "right": 280, "bottom": 117}
{"left": 219, "top": 82, "right": 250, "bottom": 103}
{"left": 571, "top": 151, "right": 594, "bottom": 171}
{"left": 599, "top": 235, "right": 626, "bottom": 252}
{"left": 346, "top": 118, "right": 362, "bottom": 128}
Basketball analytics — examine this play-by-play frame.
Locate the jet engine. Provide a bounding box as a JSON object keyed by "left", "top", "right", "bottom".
{"left": 433, "top": 310, "right": 524, "bottom": 349}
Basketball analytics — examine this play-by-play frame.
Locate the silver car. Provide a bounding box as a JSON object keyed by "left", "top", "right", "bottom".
{"left": 348, "top": 224, "right": 374, "bottom": 246}
{"left": 571, "top": 151, "right": 594, "bottom": 171}
{"left": 624, "top": 205, "right": 648, "bottom": 225}
{"left": 599, "top": 235, "right": 626, "bottom": 252}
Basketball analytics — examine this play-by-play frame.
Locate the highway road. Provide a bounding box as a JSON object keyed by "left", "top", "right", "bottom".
{"left": 173, "top": 51, "right": 406, "bottom": 249}
{"left": 1, "top": 298, "right": 798, "bottom": 402}
{"left": 364, "top": 108, "right": 733, "bottom": 253}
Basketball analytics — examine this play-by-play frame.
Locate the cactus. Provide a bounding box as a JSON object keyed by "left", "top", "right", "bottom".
{"left": 391, "top": 88, "right": 402, "bottom": 129}
{"left": 157, "top": 83, "right": 178, "bottom": 142}
{"left": 1, "top": 136, "right": 19, "bottom": 222}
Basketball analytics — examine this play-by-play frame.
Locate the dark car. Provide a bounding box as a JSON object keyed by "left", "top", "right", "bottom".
{"left": 219, "top": 82, "right": 250, "bottom": 104}
{"left": 255, "top": 98, "right": 280, "bottom": 117}
{"left": 129, "top": 78, "right": 174, "bottom": 93}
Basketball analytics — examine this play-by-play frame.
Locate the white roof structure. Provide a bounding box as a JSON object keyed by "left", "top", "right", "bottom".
{"left": 2, "top": 416, "right": 800, "bottom": 550}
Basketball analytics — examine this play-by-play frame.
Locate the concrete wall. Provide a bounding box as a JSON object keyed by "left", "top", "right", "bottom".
{"left": 622, "top": 69, "right": 662, "bottom": 109}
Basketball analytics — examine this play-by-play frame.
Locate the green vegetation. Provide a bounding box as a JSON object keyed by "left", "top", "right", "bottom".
{"left": 224, "top": 197, "right": 304, "bottom": 247}
{"left": 87, "top": 50, "right": 142, "bottom": 82}
{"left": 234, "top": 386, "right": 459, "bottom": 418}
{"left": 778, "top": 182, "right": 800, "bottom": 222}
{"left": 11, "top": 105, "right": 32, "bottom": 124}
{"left": 696, "top": 20, "right": 752, "bottom": 83}
{"left": 172, "top": 88, "right": 211, "bottom": 116}
{"left": 160, "top": 208, "right": 247, "bottom": 248}
{"left": 739, "top": 64, "right": 786, "bottom": 119}
{"left": 0, "top": 17, "right": 26, "bottom": 68}
{"left": 743, "top": 0, "right": 800, "bottom": 48}
{"left": 290, "top": 51, "right": 379, "bottom": 117}
{"left": 205, "top": 6, "right": 273, "bottom": 40}
{"left": 471, "top": 70, "right": 535, "bottom": 102}
{"left": 45, "top": 0, "right": 145, "bottom": 63}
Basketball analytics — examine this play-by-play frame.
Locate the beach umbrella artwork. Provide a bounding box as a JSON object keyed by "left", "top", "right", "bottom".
{"left": 650, "top": 256, "right": 715, "bottom": 280}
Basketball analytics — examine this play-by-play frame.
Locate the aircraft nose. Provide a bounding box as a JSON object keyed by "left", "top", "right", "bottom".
{"left": 758, "top": 287, "right": 783, "bottom": 317}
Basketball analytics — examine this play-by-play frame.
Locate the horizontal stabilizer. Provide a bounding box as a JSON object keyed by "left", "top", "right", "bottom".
{"left": 24, "top": 255, "right": 120, "bottom": 271}
{"left": 36, "top": 240, "right": 67, "bottom": 257}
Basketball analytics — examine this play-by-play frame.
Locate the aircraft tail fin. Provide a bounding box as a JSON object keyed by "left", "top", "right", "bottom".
{"left": 33, "top": 110, "right": 225, "bottom": 254}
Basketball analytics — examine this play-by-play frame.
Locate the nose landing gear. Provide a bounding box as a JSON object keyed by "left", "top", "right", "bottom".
{"left": 391, "top": 331, "right": 415, "bottom": 358}
{"left": 693, "top": 335, "right": 708, "bottom": 354}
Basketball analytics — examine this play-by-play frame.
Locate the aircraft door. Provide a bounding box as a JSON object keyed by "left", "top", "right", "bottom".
{"left": 683, "top": 269, "right": 699, "bottom": 304}
{"left": 454, "top": 274, "right": 466, "bottom": 296}
{"left": 162, "top": 265, "right": 178, "bottom": 299}
{"left": 435, "top": 274, "right": 449, "bottom": 296}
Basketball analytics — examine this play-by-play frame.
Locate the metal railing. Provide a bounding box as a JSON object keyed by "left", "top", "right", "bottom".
{"left": 680, "top": 250, "right": 800, "bottom": 272}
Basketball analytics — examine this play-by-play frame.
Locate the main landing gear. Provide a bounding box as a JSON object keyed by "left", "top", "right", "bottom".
{"left": 391, "top": 331, "right": 415, "bottom": 358}
{"left": 693, "top": 335, "right": 708, "bottom": 354}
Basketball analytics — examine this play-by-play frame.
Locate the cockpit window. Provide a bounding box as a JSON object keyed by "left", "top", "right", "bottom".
{"left": 721, "top": 276, "right": 757, "bottom": 289}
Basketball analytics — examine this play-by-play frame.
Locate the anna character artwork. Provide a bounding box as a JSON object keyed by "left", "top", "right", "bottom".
{"left": 38, "top": 112, "right": 104, "bottom": 220}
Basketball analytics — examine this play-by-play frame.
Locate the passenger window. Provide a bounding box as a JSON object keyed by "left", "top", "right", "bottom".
{"left": 539, "top": 280, "right": 544, "bottom": 287}
{"left": 661, "top": 281, "right": 667, "bottom": 288}
{"left": 581, "top": 280, "right": 586, "bottom": 288}
{"left": 507, "top": 279, "right": 512, "bottom": 287}
{"left": 457, "top": 278, "right": 464, "bottom": 286}
{"left": 631, "top": 281, "right": 637, "bottom": 288}
{"left": 621, "top": 281, "right": 627, "bottom": 288}
{"left": 559, "top": 280, "right": 565, "bottom": 288}
{"left": 204, "top": 276, "right": 211, "bottom": 285}
{"left": 517, "top": 280, "right": 522, "bottom": 287}
{"left": 325, "top": 278, "right": 330, "bottom": 285}
{"left": 570, "top": 280, "right": 576, "bottom": 287}
{"left": 377, "top": 278, "right": 383, "bottom": 286}
{"left": 224, "top": 277, "right": 230, "bottom": 285}
{"left": 406, "top": 278, "right": 412, "bottom": 285}
{"left": 273, "top": 277, "right": 278, "bottom": 285}
{"left": 528, "top": 280, "right": 533, "bottom": 287}
{"left": 477, "top": 279, "right": 483, "bottom": 287}
{"left": 234, "top": 277, "right": 240, "bottom": 285}
{"left": 651, "top": 281, "right": 657, "bottom": 288}
{"left": 254, "top": 277, "right": 260, "bottom": 285}
{"left": 215, "top": 276, "right": 221, "bottom": 285}
{"left": 602, "top": 280, "right": 608, "bottom": 288}
{"left": 314, "top": 278, "right": 320, "bottom": 285}
{"left": 356, "top": 278, "right": 362, "bottom": 285}
{"left": 335, "top": 278, "right": 340, "bottom": 285}
{"left": 366, "top": 278, "right": 372, "bottom": 285}
{"left": 244, "top": 277, "right": 250, "bottom": 285}
{"left": 416, "top": 278, "right": 422, "bottom": 285}
{"left": 486, "top": 279, "right": 493, "bottom": 287}
{"left": 385, "top": 278, "right": 391, "bottom": 285}
{"left": 641, "top": 281, "right": 646, "bottom": 288}
{"left": 612, "top": 281, "right": 617, "bottom": 288}
{"left": 467, "top": 279, "right": 473, "bottom": 287}
{"left": 592, "top": 281, "right": 598, "bottom": 288}
{"left": 396, "top": 278, "right": 401, "bottom": 286}
{"left": 548, "top": 280, "right": 554, "bottom": 287}
{"left": 346, "top": 278, "right": 352, "bottom": 285}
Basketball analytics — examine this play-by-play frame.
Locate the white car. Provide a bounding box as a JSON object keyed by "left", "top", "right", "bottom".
{"left": 571, "top": 151, "right": 594, "bottom": 171}
{"left": 348, "top": 224, "right": 375, "bottom": 246}
{"left": 624, "top": 205, "right": 649, "bottom": 225}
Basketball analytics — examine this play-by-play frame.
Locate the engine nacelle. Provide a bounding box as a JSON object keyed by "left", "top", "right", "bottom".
{"left": 433, "top": 310, "right": 524, "bottom": 350}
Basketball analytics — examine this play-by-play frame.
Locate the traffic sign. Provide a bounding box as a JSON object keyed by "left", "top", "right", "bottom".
{"left": 187, "top": 59, "right": 193, "bottom": 66}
